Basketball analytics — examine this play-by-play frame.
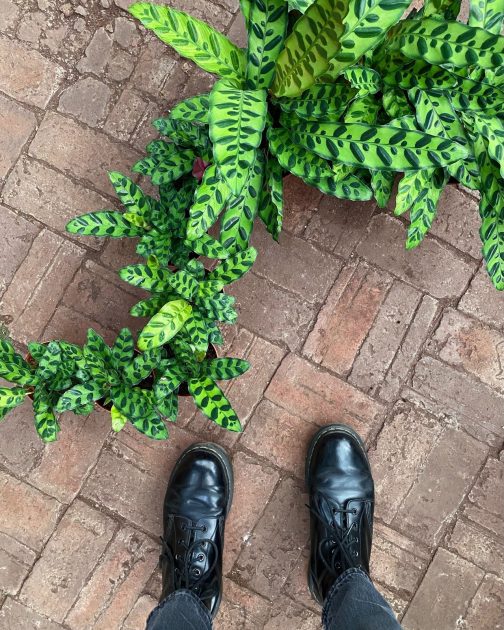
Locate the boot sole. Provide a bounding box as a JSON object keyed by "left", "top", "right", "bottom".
{"left": 305, "top": 424, "right": 370, "bottom": 606}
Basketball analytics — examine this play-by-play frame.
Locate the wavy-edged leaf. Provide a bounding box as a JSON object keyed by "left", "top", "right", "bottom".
{"left": 475, "top": 135, "right": 504, "bottom": 289}
{"left": 27, "top": 342, "right": 47, "bottom": 363}
{"left": 259, "top": 156, "right": 284, "bottom": 240}
{"left": 129, "top": 2, "right": 245, "bottom": 79}
{"left": 197, "top": 293, "right": 237, "bottom": 323}
{"left": 131, "top": 295, "right": 172, "bottom": 318}
{"left": 447, "top": 75, "right": 504, "bottom": 112}
{"left": 383, "top": 61, "right": 458, "bottom": 90}
{"left": 36, "top": 342, "right": 62, "bottom": 381}
{"left": 325, "top": 0, "right": 410, "bottom": 79}
{"left": 410, "top": 87, "right": 479, "bottom": 187}
{"left": 0, "top": 386, "right": 26, "bottom": 419}
{"left": 382, "top": 88, "right": 412, "bottom": 119}
{"left": 33, "top": 389, "right": 60, "bottom": 443}
{"left": 119, "top": 263, "right": 172, "bottom": 293}
{"left": 108, "top": 171, "right": 152, "bottom": 219}
{"left": 170, "top": 93, "right": 210, "bottom": 123}
{"left": 56, "top": 382, "right": 105, "bottom": 412}
{"left": 153, "top": 118, "right": 210, "bottom": 153}
{"left": 371, "top": 170, "right": 395, "bottom": 208}
{"left": 276, "top": 82, "right": 356, "bottom": 121}
{"left": 66, "top": 212, "right": 143, "bottom": 238}
{"left": 123, "top": 348, "right": 162, "bottom": 386}
{"left": 220, "top": 153, "right": 264, "bottom": 253}
{"left": 167, "top": 269, "right": 199, "bottom": 300}
{"left": 292, "top": 120, "right": 468, "bottom": 170}
{"left": 130, "top": 412, "right": 168, "bottom": 439}
{"left": 138, "top": 299, "right": 192, "bottom": 350}
{"left": 342, "top": 66, "right": 381, "bottom": 96}
{"left": 406, "top": 168, "right": 448, "bottom": 249}
{"left": 208, "top": 247, "right": 257, "bottom": 284}
{"left": 183, "top": 309, "right": 210, "bottom": 354}
{"left": 188, "top": 377, "right": 242, "bottom": 431}
{"left": 203, "top": 357, "right": 250, "bottom": 380}
{"left": 391, "top": 17, "right": 504, "bottom": 70}
{"left": 209, "top": 80, "right": 267, "bottom": 195}
{"left": 132, "top": 149, "right": 195, "bottom": 185}
{"left": 241, "top": 0, "right": 253, "bottom": 29}
{"left": 246, "top": 0, "right": 288, "bottom": 89}
{"left": 0, "top": 360, "right": 37, "bottom": 386}
{"left": 186, "top": 233, "right": 229, "bottom": 260}
{"left": 187, "top": 164, "right": 230, "bottom": 240}
{"left": 271, "top": 0, "right": 347, "bottom": 98}
{"left": 394, "top": 169, "right": 433, "bottom": 217}
{"left": 469, "top": 0, "right": 504, "bottom": 34}
{"left": 111, "top": 328, "right": 135, "bottom": 372}
{"left": 156, "top": 391, "right": 178, "bottom": 422}
{"left": 470, "top": 112, "right": 504, "bottom": 179}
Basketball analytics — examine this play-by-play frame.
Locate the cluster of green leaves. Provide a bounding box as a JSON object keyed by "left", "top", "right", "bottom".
{"left": 119, "top": 248, "right": 257, "bottom": 353}
{"left": 0, "top": 338, "right": 83, "bottom": 442}
{"left": 155, "top": 336, "right": 250, "bottom": 431}
{"left": 128, "top": 0, "right": 504, "bottom": 290}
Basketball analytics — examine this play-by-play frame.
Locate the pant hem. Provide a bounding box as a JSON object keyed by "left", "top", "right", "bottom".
{"left": 146, "top": 588, "right": 212, "bottom": 629}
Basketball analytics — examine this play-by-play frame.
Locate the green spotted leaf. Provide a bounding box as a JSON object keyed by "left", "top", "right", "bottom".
{"left": 130, "top": 412, "right": 169, "bottom": 440}
{"left": 371, "top": 171, "right": 395, "bottom": 208}
{"left": 131, "top": 295, "right": 172, "bottom": 318}
{"left": 0, "top": 386, "right": 26, "bottom": 419}
{"left": 0, "top": 360, "right": 37, "bottom": 386}
{"left": 241, "top": 0, "right": 253, "bottom": 29}
{"left": 119, "top": 263, "right": 172, "bottom": 293}
{"left": 170, "top": 93, "right": 210, "bottom": 123}
{"left": 469, "top": 0, "right": 504, "bottom": 34}
{"left": 33, "top": 389, "right": 60, "bottom": 443}
{"left": 220, "top": 153, "right": 265, "bottom": 254}
{"left": 36, "top": 342, "right": 62, "bottom": 381}
{"left": 470, "top": 112, "right": 504, "bottom": 179}
{"left": 188, "top": 377, "right": 242, "bottom": 431}
{"left": 342, "top": 66, "right": 381, "bottom": 96}
{"left": 246, "top": 0, "right": 288, "bottom": 89}
{"left": 27, "top": 342, "right": 47, "bottom": 363}
{"left": 153, "top": 118, "right": 210, "bottom": 153}
{"left": 56, "top": 382, "right": 105, "bottom": 412}
{"left": 138, "top": 299, "right": 192, "bottom": 350}
{"left": 208, "top": 247, "right": 257, "bottom": 284}
{"left": 183, "top": 309, "right": 210, "bottom": 354}
{"left": 394, "top": 169, "right": 434, "bottom": 217}
{"left": 383, "top": 61, "right": 458, "bottom": 91}
{"left": 259, "top": 156, "right": 284, "bottom": 240}
{"left": 111, "top": 329, "right": 135, "bottom": 372}
{"left": 324, "top": 0, "right": 410, "bottom": 78}
{"left": 66, "top": 212, "right": 143, "bottom": 238}
{"left": 167, "top": 269, "right": 199, "bottom": 300}
{"left": 197, "top": 293, "right": 237, "bottom": 323}
{"left": 123, "top": 348, "right": 162, "bottom": 386}
{"left": 475, "top": 135, "right": 504, "bottom": 290}
{"left": 129, "top": 3, "right": 245, "bottom": 79}
{"left": 276, "top": 82, "right": 356, "bottom": 121}
{"left": 209, "top": 80, "right": 267, "bottom": 196}
{"left": 288, "top": 0, "right": 315, "bottom": 10}
{"left": 110, "top": 405, "right": 128, "bottom": 432}
{"left": 391, "top": 17, "right": 504, "bottom": 70}
{"left": 271, "top": 0, "right": 347, "bottom": 98}
{"left": 132, "top": 149, "right": 195, "bottom": 185}
{"left": 108, "top": 171, "right": 152, "bottom": 218}
{"left": 424, "top": 0, "right": 462, "bottom": 19}
{"left": 449, "top": 75, "right": 504, "bottom": 112}
{"left": 186, "top": 233, "right": 230, "bottom": 260}
{"left": 156, "top": 391, "right": 178, "bottom": 422}
{"left": 409, "top": 87, "right": 479, "bottom": 187}
{"left": 291, "top": 120, "right": 469, "bottom": 170}
{"left": 203, "top": 357, "right": 250, "bottom": 380}
{"left": 382, "top": 88, "right": 412, "bottom": 119}
{"left": 197, "top": 280, "right": 225, "bottom": 299}
{"left": 406, "top": 168, "right": 449, "bottom": 249}
{"left": 187, "top": 165, "right": 230, "bottom": 240}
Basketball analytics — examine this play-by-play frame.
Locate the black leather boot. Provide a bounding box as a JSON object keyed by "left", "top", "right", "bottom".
{"left": 159, "top": 442, "right": 233, "bottom": 618}
{"left": 306, "top": 424, "right": 374, "bottom": 605}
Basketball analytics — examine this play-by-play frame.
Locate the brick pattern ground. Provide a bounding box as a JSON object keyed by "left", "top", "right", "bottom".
{"left": 0, "top": 1, "right": 503, "bottom": 628}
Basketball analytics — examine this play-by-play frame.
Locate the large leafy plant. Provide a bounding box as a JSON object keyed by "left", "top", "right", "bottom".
{"left": 127, "top": 0, "right": 504, "bottom": 289}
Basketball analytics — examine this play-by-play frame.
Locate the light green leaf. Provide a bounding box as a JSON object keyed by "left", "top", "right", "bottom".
{"left": 130, "top": 412, "right": 169, "bottom": 440}
{"left": 129, "top": 2, "right": 245, "bottom": 79}
{"left": 406, "top": 168, "right": 448, "bottom": 249}
{"left": 33, "top": 390, "right": 60, "bottom": 443}
{"left": 271, "top": 0, "right": 347, "bottom": 98}
{"left": 259, "top": 156, "right": 284, "bottom": 240}
{"left": 56, "top": 382, "right": 105, "bottom": 412}
{"left": 326, "top": 0, "right": 410, "bottom": 78}
{"left": 292, "top": 120, "right": 469, "bottom": 170}
{"left": 276, "top": 82, "right": 357, "bottom": 121}
{"left": 108, "top": 171, "right": 152, "bottom": 217}
{"left": 170, "top": 93, "right": 210, "bottom": 122}
{"left": 132, "top": 149, "right": 195, "bottom": 185}
{"left": 186, "top": 233, "right": 230, "bottom": 259}
{"left": 131, "top": 295, "right": 172, "bottom": 318}
{"left": 138, "top": 299, "right": 192, "bottom": 350}
{"left": 0, "top": 386, "right": 26, "bottom": 419}
{"left": 0, "top": 360, "right": 37, "bottom": 386}
{"left": 383, "top": 61, "right": 458, "bottom": 91}
{"left": 183, "top": 309, "right": 210, "bottom": 354}
{"left": 469, "top": 0, "right": 504, "bottom": 34}
{"left": 391, "top": 17, "right": 504, "bottom": 70}
{"left": 394, "top": 169, "right": 434, "bottom": 217}
{"left": 246, "top": 0, "right": 288, "bottom": 89}
{"left": 371, "top": 170, "right": 395, "bottom": 208}
{"left": 111, "top": 404, "right": 128, "bottom": 432}
{"left": 470, "top": 112, "right": 504, "bottom": 179}
{"left": 187, "top": 164, "right": 230, "bottom": 240}
{"left": 203, "top": 357, "right": 250, "bottom": 380}
{"left": 209, "top": 80, "right": 267, "bottom": 196}
{"left": 208, "top": 247, "right": 257, "bottom": 284}
{"left": 424, "top": 0, "right": 461, "bottom": 19}
{"left": 66, "top": 212, "right": 143, "bottom": 238}
{"left": 188, "top": 377, "right": 242, "bottom": 431}
{"left": 342, "top": 66, "right": 381, "bottom": 96}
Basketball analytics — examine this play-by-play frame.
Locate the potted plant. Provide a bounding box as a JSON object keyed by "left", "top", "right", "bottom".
{"left": 124, "top": 0, "right": 504, "bottom": 289}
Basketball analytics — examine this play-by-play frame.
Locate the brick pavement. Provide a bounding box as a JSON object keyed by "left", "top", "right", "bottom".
{"left": 0, "top": 1, "right": 503, "bottom": 628}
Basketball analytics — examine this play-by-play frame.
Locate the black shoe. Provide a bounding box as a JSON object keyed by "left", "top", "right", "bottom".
{"left": 306, "top": 424, "right": 374, "bottom": 605}
{"left": 159, "top": 442, "right": 233, "bottom": 618}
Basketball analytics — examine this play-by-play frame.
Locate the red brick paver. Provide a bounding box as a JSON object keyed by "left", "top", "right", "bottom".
{"left": 0, "top": 1, "right": 502, "bottom": 628}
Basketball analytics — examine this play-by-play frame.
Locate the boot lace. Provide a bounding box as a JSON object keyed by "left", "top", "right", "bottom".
{"left": 160, "top": 519, "right": 219, "bottom": 597}
{"left": 307, "top": 493, "right": 362, "bottom": 577}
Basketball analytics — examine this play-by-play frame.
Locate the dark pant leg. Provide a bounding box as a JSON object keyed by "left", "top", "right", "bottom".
{"left": 322, "top": 568, "right": 402, "bottom": 630}
{"left": 146, "top": 590, "right": 213, "bottom": 630}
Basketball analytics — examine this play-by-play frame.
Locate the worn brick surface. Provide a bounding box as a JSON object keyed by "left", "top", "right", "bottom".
{"left": 29, "top": 112, "right": 141, "bottom": 195}
{"left": 357, "top": 214, "right": 476, "bottom": 298}
{"left": 20, "top": 501, "right": 116, "bottom": 622}
{"left": 402, "top": 549, "right": 484, "bottom": 630}
{"left": 0, "top": 230, "right": 83, "bottom": 343}
{"left": 3, "top": 157, "right": 107, "bottom": 249}
{"left": 0, "top": 1, "right": 501, "bottom": 625}
{"left": 0, "top": 36, "right": 64, "bottom": 107}
{"left": 303, "top": 261, "right": 391, "bottom": 375}
{"left": 0, "top": 94, "right": 36, "bottom": 179}
{"left": 0, "top": 205, "right": 39, "bottom": 297}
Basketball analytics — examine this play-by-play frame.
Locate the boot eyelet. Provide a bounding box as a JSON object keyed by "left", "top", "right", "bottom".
{"left": 202, "top": 525, "right": 208, "bottom": 533}
{"left": 192, "top": 567, "right": 201, "bottom": 577}
{"left": 197, "top": 553, "right": 205, "bottom": 562}
{"left": 352, "top": 509, "right": 357, "bottom": 515}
